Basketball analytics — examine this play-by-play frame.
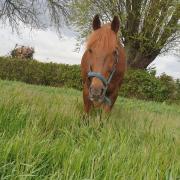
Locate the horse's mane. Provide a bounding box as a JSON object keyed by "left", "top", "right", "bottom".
{"left": 86, "top": 24, "right": 118, "bottom": 53}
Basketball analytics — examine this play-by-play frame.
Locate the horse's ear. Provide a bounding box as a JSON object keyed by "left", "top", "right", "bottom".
{"left": 111, "top": 16, "right": 120, "bottom": 33}
{"left": 93, "top": 14, "right": 101, "bottom": 30}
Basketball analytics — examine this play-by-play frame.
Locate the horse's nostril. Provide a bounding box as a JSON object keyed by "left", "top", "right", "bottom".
{"left": 90, "top": 86, "right": 104, "bottom": 98}
{"left": 89, "top": 85, "right": 93, "bottom": 94}
{"left": 100, "top": 88, "right": 104, "bottom": 96}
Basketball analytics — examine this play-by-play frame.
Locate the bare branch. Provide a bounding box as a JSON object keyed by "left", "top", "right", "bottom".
{"left": 0, "top": 0, "right": 71, "bottom": 33}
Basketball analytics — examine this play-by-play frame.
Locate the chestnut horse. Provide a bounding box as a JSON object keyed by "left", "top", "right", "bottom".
{"left": 81, "top": 15, "right": 126, "bottom": 113}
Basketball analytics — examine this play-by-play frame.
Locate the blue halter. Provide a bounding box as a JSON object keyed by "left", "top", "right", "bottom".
{"left": 88, "top": 50, "right": 119, "bottom": 106}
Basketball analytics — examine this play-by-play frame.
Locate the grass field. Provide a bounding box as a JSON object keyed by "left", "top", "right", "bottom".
{"left": 0, "top": 80, "right": 180, "bottom": 179}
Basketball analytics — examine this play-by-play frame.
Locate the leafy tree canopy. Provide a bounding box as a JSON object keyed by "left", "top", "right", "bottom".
{"left": 70, "top": 0, "right": 180, "bottom": 69}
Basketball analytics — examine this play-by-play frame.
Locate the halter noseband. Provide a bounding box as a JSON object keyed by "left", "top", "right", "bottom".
{"left": 88, "top": 50, "right": 119, "bottom": 106}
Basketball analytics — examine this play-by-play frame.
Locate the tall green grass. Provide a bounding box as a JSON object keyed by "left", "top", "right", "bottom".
{"left": 0, "top": 80, "right": 180, "bottom": 179}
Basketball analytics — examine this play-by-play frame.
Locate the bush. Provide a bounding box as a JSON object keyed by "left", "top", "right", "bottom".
{"left": 0, "top": 57, "right": 179, "bottom": 103}
{"left": 0, "top": 57, "right": 82, "bottom": 90}
{"left": 119, "top": 69, "right": 176, "bottom": 102}
{"left": 172, "top": 79, "right": 180, "bottom": 104}
{"left": 158, "top": 73, "right": 177, "bottom": 101}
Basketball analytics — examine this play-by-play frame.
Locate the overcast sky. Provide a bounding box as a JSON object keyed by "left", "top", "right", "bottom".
{"left": 0, "top": 23, "right": 179, "bottom": 79}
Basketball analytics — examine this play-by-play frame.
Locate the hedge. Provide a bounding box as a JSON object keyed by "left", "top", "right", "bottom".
{"left": 0, "top": 57, "right": 179, "bottom": 103}
{"left": 0, "top": 57, "right": 81, "bottom": 90}
{"left": 120, "top": 70, "right": 178, "bottom": 102}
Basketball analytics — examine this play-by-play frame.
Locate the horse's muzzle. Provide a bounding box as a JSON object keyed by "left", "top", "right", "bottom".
{"left": 89, "top": 85, "right": 105, "bottom": 102}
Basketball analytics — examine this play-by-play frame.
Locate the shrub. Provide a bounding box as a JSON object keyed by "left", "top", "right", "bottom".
{"left": 119, "top": 69, "right": 175, "bottom": 102}
{"left": 0, "top": 57, "right": 82, "bottom": 90}
{"left": 11, "top": 45, "right": 34, "bottom": 59}
{"left": 173, "top": 79, "right": 180, "bottom": 104}
{"left": 158, "top": 73, "right": 177, "bottom": 101}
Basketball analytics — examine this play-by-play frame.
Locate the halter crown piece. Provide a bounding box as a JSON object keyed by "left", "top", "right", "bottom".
{"left": 88, "top": 50, "right": 119, "bottom": 106}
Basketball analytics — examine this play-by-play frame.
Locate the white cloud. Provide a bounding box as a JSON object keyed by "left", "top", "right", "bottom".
{"left": 151, "top": 55, "right": 180, "bottom": 78}
{"left": 0, "top": 24, "right": 83, "bottom": 64}
{"left": 0, "top": 23, "right": 179, "bottom": 79}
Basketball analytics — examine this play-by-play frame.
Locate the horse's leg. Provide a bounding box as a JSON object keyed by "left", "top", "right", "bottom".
{"left": 83, "top": 84, "right": 92, "bottom": 113}
{"left": 103, "top": 90, "right": 118, "bottom": 113}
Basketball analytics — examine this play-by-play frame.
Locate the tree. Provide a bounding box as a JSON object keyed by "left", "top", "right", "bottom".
{"left": 11, "top": 45, "right": 34, "bottom": 59}
{"left": 70, "top": 0, "right": 180, "bottom": 69}
{"left": 0, "top": 0, "right": 71, "bottom": 33}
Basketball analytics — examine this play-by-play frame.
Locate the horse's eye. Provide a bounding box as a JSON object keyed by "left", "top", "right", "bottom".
{"left": 88, "top": 49, "right": 92, "bottom": 53}
{"left": 113, "top": 49, "right": 119, "bottom": 64}
{"left": 89, "top": 64, "right": 93, "bottom": 71}
{"left": 113, "top": 50, "right": 118, "bottom": 56}
{"left": 108, "top": 69, "right": 112, "bottom": 73}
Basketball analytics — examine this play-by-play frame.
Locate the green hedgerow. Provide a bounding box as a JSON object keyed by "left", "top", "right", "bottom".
{"left": 0, "top": 56, "right": 179, "bottom": 103}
